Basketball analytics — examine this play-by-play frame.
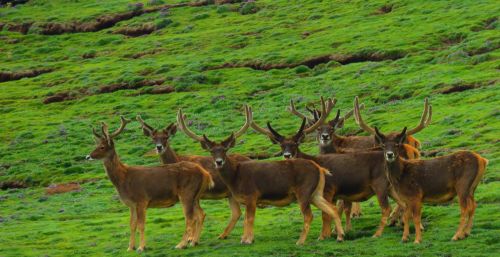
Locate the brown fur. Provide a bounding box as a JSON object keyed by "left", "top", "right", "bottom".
{"left": 375, "top": 127, "right": 488, "bottom": 243}
{"left": 88, "top": 120, "right": 213, "bottom": 250}
{"left": 137, "top": 117, "right": 251, "bottom": 239}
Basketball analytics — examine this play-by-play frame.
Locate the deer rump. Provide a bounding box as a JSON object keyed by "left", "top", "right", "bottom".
{"left": 223, "top": 159, "right": 324, "bottom": 207}
{"left": 389, "top": 151, "right": 487, "bottom": 204}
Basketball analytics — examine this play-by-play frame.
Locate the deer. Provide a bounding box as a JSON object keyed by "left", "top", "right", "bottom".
{"left": 135, "top": 115, "right": 250, "bottom": 240}
{"left": 176, "top": 104, "right": 345, "bottom": 245}
{"left": 374, "top": 127, "right": 488, "bottom": 243}
{"left": 85, "top": 116, "right": 214, "bottom": 251}
{"left": 289, "top": 97, "right": 428, "bottom": 221}
{"left": 251, "top": 99, "right": 404, "bottom": 240}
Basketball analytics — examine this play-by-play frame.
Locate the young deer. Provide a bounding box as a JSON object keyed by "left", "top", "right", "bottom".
{"left": 136, "top": 115, "right": 250, "bottom": 239}
{"left": 374, "top": 127, "right": 488, "bottom": 243}
{"left": 177, "top": 105, "right": 345, "bottom": 245}
{"left": 86, "top": 117, "right": 214, "bottom": 251}
{"left": 252, "top": 116, "right": 401, "bottom": 239}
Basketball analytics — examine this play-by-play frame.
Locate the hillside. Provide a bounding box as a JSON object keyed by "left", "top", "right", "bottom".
{"left": 0, "top": 0, "right": 499, "bottom": 256}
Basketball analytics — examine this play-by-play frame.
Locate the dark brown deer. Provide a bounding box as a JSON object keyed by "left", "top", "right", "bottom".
{"left": 251, "top": 106, "right": 400, "bottom": 240}
{"left": 136, "top": 115, "right": 250, "bottom": 239}
{"left": 374, "top": 127, "right": 488, "bottom": 243}
{"left": 86, "top": 117, "right": 214, "bottom": 251}
{"left": 177, "top": 105, "right": 345, "bottom": 245}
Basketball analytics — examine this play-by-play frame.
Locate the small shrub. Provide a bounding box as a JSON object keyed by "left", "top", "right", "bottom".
{"left": 308, "top": 14, "right": 323, "bottom": 20}
{"left": 239, "top": 2, "right": 259, "bottom": 15}
{"left": 127, "top": 2, "right": 144, "bottom": 11}
{"left": 192, "top": 13, "right": 210, "bottom": 20}
{"left": 295, "top": 65, "right": 310, "bottom": 74}
{"left": 155, "top": 18, "right": 172, "bottom": 29}
{"left": 147, "top": 0, "right": 164, "bottom": 6}
{"left": 217, "top": 5, "right": 230, "bottom": 14}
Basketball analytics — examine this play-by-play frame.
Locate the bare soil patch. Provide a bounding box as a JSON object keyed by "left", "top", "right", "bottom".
{"left": 0, "top": 68, "right": 53, "bottom": 83}
{"left": 45, "top": 182, "right": 81, "bottom": 195}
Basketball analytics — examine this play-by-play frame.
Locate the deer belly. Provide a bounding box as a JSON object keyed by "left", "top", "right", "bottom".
{"left": 257, "top": 193, "right": 296, "bottom": 207}
{"left": 148, "top": 198, "right": 178, "bottom": 208}
{"left": 423, "top": 191, "right": 456, "bottom": 203}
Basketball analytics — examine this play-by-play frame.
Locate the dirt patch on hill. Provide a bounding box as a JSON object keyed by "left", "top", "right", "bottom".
{"left": 207, "top": 50, "right": 406, "bottom": 71}
{"left": 3, "top": 0, "right": 245, "bottom": 35}
{"left": 45, "top": 182, "right": 81, "bottom": 195}
{"left": 436, "top": 80, "right": 497, "bottom": 94}
{"left": 0, "top": 68, "right": 53, "bottom": 83}
{"left": 43, "top": 78, "right": 167, "bottom": 104}
{"left": 124, "top": 48, "right": 164, "bottom": 59}
{"left": 113, "top": 23, "right": 156, "bottom": 37}
{"left": 0, "top": 181, "right": 27, "bottom": 190}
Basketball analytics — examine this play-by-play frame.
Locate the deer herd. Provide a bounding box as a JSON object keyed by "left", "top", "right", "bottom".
{"left": 86, "top": 96, "right": 488, "bottom": 251}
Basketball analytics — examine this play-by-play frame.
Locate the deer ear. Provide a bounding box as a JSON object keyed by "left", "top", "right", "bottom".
{"left": 334, "top": 118, "right": 345, "bottom": 129}
{"left": 374, "top": 127, "right": 385, "bottom": 145}
{"left": 222, "top": 133, "right": 236, "bottom": 149}
{"left": 141, "top": 127, "right": 153, "bottom": 137}
{"left": 398, "top": 127, "right": 408, "bottom": 144}
{"left": 200, "top": 134, "right": 215, "bottom": 150}
{"left": 165, "top": 123, "right": 177, "bottom": 136}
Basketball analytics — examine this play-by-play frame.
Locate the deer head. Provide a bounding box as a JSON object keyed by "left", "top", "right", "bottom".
{"left": 136, "top": 115, "right": 177, "bottom": 153}
{"left": 253, "top": 97, "right": 334, "bottom": 159}
{"left": 177, "top": 105, "right": 252, "bottom": 168}
{"left": 374, "top": 127, "right": 407, "bottom": 163}
{"left": 86, "top": 116, "right": 131, "bottom": 160}
{"left": 288, "top": 97, "right": 364, "bottom": 145}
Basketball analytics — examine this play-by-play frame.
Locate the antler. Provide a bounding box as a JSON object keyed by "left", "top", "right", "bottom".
{"left": 233, "top": 105, "right": 253, "bottom": 138}
{"left": 136, "top": 115, "right": 155, "bottom": 134}
{"left": 177, "top": 108, "right": 204, "bottom": 142}
{"left": 177, "top": 105, "right": 253, "bottom": 142}
{"left": 303, "top": 96, "right": 334, "bottom": 133}
{"left": 288, "top": 97, "right": 337, "bottom": 124}
{"left": 407, "top": 98, "right": 432, "bottom": 135}
{"left": 288, "top": 99, "right": 310, "bottom": 121}
{"left": 110, "top": 116, "right": 131, "bottom": 138}
{"left": 343, "top": 103, "right": 365, "bottom": 121}
{"left": 353, "top": 96, "right": 376, "bottom": 134}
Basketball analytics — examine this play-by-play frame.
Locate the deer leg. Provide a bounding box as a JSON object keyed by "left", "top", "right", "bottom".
{"left": 373, "top": 189, "right": 391, "bottom": 238}
{"left": 312, "top": 194, "right": 344, "bottom": 241}
{"left": 241, "top": 197, "right": 256, "bottom": 244}
{"left": 402, "top": 207, "right": 411, "bottom": 242}
{"left": 296, "top": 202, "right": 313, "bottom": 245}
{"left": 218, "top": 196, "right": 241, "bottom": 239}
{"left": 351, "top": 202, "right": 362, "bottom": 218}
{"left": 452, "top": 196, "right": 469, "bottom": 241}
{"left": 136, "top": 203, "right": 147, "bottom": 252}
{"left": 411, "top": 202, "right": 423, "bottom": 244}
{"left": 177, "top": 196, "right": 196, "bottom": 249}
{"left": 389, "top": 204, "right": 402, "bottom": 227}
{"left": 127, "top": 206, "right": 138, "bottom": 252}
{"left": 191, "top": 200, "right": 205, "bottom": 246}
{"left": 464, "top": 197, "right": 477, "bottom": 236}
{"left": 319, "top": 193, "right": 334, "bottom": 240}
{"left": 343, "top": 201, "right": 353, "bottom": 233}
{"left": 337, "top": 200, "right": 345, "bottom": 220}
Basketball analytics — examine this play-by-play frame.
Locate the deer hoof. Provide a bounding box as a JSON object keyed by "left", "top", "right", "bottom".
{"left": 175, "top": 243, "right": 187, "bottom": 249}
{"left": 127, "top": 246, "right": 135, "bottom": 252}
{"left": 136, "top": 247, "right": 145, "bottom": 253}
{"left": 218, "top": 234, "right": 228, "bottom": 240}
{"left": 401, "top": 237, "right": 409, "bottom": 243}
{"left": 414, "top": 240, "right": 421, "bottom": 244}
{"left": 296, "top": 240, "right": 305, "bottom": 246}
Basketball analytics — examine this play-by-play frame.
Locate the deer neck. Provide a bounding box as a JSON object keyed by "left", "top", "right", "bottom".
{"left": 102, "top": 150, "right": 127, "bottom": 188}
{"left": 385, "top": 157, "right": 404, "bottom": 184}
{"left": 319, "top": 139, "right": 338, "bottom": 154}
{"left": 159, "top": 145, "right": 180, "bottom": 164}
{"left": 216, "top": 157, "right": 238, "bottom": 188}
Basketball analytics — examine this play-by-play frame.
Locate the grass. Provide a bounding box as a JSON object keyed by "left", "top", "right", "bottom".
{"left": 0, "top": 0, "right": 499, "bottom": 256}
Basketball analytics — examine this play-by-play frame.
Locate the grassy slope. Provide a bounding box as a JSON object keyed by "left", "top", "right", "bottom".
{"left": 1, "top": 0, "right": 499, "bottom": 256}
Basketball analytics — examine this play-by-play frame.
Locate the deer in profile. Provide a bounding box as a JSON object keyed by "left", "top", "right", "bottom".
{"left": 177, "top": 104, "right": 345, "bottom": 245}
{"left": 136, "top": 115, "right": 250, "bottom": 240}
{"left": 374, "top": 127, "right": 488, "bottom": 243}
{"left": 86, "top": 116, "right": 214, "bottom": 251}
{"left": 252, "top": 98, "right": 404, "bottom": 239}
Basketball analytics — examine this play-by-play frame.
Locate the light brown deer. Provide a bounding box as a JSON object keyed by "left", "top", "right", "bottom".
{"left": 177, "top": 105, "right": 345, "bottom": 245}
{"left": 86, "top": 117, "right": 214, "bottom": 251}
{"left": 136, "top": 115, "right": 250, "bottom": 239}
{"left": 374, "top": 127, "right": 488, "bottom": 243}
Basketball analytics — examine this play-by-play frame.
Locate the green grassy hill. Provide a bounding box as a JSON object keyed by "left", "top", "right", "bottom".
{"left": 0, "top": 0, "right": 499, "bottom": 256}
